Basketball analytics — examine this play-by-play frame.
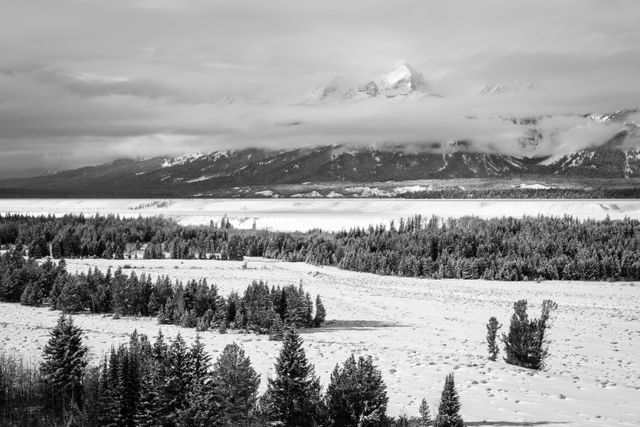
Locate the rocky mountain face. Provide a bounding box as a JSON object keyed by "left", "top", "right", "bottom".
{"left": 2, "top": 124, "right": 639, "bottom": 197}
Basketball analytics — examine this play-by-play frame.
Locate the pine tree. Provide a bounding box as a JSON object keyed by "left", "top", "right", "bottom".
{"left": 188, "top": 334, "right": 211, "bottom": 390}
{"left": 160, "top": 333, "right": 191, "bottom": 424}
{"left": 304, "top": 292, "right": 314, "bottom": 327}
{"left": 95, "top": 352, "right": 121, "bottom": 427}
{"left": 486, "top": 316, "right": 502, "bottom": 361}
{"left": 173, "top": 335, "right": 213, "bottom": 427}
{"left": 434, "top": 374, "right": 463, "bottom": 427}
{"left": 211, "top": 343, "right": 260, "bottom": 425}
{"left": 502, "top": 299, "right": 531, "bottom": 368}
{"left": 174, "top": 385, "right": 214, "bottom": 427}
{"left": 418, "top": 398, "right": 432, "bottom": 426}
{"left": 261, "top": 329, "right": 324, "bottom": 426}
{"left": 40, "top": 314, "right": 88, "bottom": 414}
{"left": 313, "top": 294, "right": 326, "bottom": 327}
{"left": 134, "top": 333, "right": 164, "bottom": 427}
{"left": 502, "top": 299, "right": 557, "bottom": 370}
{"left": 530, "top": 299, "right": 558, "bottom": 370}
{"left": 325, "top": 354, "right": 388, "bottom": 427}
{"left": 269, "top": 314, "right": 284, "bottom": 341}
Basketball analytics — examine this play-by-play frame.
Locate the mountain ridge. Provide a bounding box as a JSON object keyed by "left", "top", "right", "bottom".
{"left": 2, "top": 127, "right": 640, "bottom": 197}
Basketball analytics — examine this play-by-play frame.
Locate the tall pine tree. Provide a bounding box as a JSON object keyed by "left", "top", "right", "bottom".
{"left": 261, "top": 329, "right": 324, "bottom": 426}
{"left": 313, "top": 295, "right": 326, "bottom": 327}
{"left": 325, "top": 354, "right": 388, "bottom": 427}
{"left": 40, "top": 314, "right": 88, "bottom": 415}
{"left": 434, "top": 373, "right": 463, "bottom": 427}
{"left": 418, "top": 398, "right": 432, "bottom": 426}
{"left": 211, "top": 343, "right": 260, "bottom": 425}
{"left": 486, "top": 316, "right": 502, "bottom": 361}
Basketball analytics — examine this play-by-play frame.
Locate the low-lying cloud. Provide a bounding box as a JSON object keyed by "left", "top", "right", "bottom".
{"left": 0, "top": 0, "right": 639, "bottom": 170}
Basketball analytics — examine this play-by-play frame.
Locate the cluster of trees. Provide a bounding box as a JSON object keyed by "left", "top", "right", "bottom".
{"left": 1, "top": 316, "right": 465, "bottom": 426}
{"left": 0, "top": 251, "right": 326, "bottom": 335}
{"left": 0, "top": 214, "right": 250, "bottom": 260}
{"left": 486, "top": 299, "right": 558, "bottom": 370}
{"left": 5, "top": 213, "right": 640, "bottom": 281}
{"left": 323, "top": 215, "right": 640, "bottom": 281}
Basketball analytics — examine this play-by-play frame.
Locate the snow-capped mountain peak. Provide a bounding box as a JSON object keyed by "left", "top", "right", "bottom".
{"left": 381, "top": 61, "right": 427, "bottom": 93}
{"left": 297, "top": 61, "right": 435, "bottom": 104}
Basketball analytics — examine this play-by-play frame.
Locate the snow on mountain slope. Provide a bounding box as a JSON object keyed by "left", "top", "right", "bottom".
{"left": 380, "top": 61, "right": 427, "bottom": 94}
{"left": 296, "top": 61, "right": 438, "bottom": 104}
{"left": 479, "top": 81, "right": 535, "bottom": 95}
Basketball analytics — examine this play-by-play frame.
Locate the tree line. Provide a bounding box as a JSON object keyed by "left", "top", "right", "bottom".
{"left": 0, "top": 250, "right": 326, "bottom": 335}
{"left": 398, "top": 186, "right": 640, "bottom": 199}
{"left": 1, "top": 315, "right": 465, "bottom": 426}
{"left": 3, "top": 213, "right": 640, "bottom": 281}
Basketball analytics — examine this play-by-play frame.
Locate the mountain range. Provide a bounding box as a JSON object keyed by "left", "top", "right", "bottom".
{"left": 1, "top": 121, "right": 639, "bottom": 197}
{"left": 1, "top": 62, "right": 639, "bottom": 197}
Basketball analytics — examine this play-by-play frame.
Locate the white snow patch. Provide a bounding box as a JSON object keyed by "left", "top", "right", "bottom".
{"left": 393, "top": 185, "right": 428, "bottom": 194}
{"left": 186, "top": 176, "right": 213, "bottom": 184}
{"left": 162, "top": 152, "right": 206, "bottom": 168}
{"left": 344, "top": 186, "right": 393, "bottom": 197}
{"left": 519, "top": 183, "right": 551, "bottom": 190}
{"left": 291, "top": 191, "right": 323, "bottom": 198}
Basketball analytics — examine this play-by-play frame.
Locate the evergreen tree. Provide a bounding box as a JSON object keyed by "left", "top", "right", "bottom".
{"left": 314, "top": 294, "right": 326, "bottom": 327}
{"left": 40, "top": 314, "right": 88, "bottom": 414}
{"left": 261, "top": 329, "right": 324, "bottom": 426}
{"left": 269, "top": 314, "right": 284, "bottom": 341}
{"left": 134, "top": 364, "right": 161, "bottom": 427}
{"left": 486, "top": 316, "right": 502, "bottom": 361}
{"left": 502, "top": 299, "right": 557, "bottom": 370}
{"left": 530, "top": 299, "right": 558, "bottom": 370}
{"left": 211, "top": 343, "right": 260, "bottom": 425}
{"left": 188, "top": 334, "right": 211, "bottom": 390}
{"left": 418, "top": 398, "right": 432, "bottom": 426}
{"left": 434, "top": 374, "right": 463, "bottom": 427}
{"left": 174, "top": 387, "right": 214, "bottom": 427}
{"left": 95, "top": 353, "right": 121, "bottom": 427}
{"left": 325, "top": 354, "right": 388, "bottom": 427}
{"left": 160, "top": 333, "right": 191, "bottom": 424}
{"left": 502, "top": 300, "right": 531, "bottom": 368}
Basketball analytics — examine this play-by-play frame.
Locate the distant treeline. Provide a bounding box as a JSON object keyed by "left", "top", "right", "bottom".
{"left": 398, "top": 186, "right": 640, "bottom": 199}
{"left": 0, "top": 251, "right": 325, "bottom": 334}
{"left": 3, "top": 186, "right": 640, "bottom": 199}
{"left": 3, "top": 213, "right": 640, "bottom": 281}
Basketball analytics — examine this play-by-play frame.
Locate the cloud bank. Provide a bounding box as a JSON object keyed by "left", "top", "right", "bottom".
{"left": 0, "top": 0, "right": 639, "bottom": 170}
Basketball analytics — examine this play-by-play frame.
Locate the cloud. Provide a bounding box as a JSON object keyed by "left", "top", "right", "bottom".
{"left": 0, "top": 0, "right": 639, "bottom": 170}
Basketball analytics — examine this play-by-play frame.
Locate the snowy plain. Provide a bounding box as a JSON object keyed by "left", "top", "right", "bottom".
{"left": 2, "top": 198, "right": 640, "bottom": 231}
{"left": 1, "top": 257, "right": 638, "bottom": 426}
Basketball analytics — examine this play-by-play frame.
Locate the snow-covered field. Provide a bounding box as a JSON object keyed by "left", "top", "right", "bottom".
{"left": 2, "top": 198, "right": 640, "bottom": 231}
{"left": 1, "top": 258, "right": 638, "bottom": 425}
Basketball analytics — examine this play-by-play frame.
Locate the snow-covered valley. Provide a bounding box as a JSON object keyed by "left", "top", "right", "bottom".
{"left": 1, "top": 258, "right": 638, "bottom": 425}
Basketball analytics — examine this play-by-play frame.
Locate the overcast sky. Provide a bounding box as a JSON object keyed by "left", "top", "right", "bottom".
{"left": 1, "top": 0, "right": 639, "bottom": 170}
